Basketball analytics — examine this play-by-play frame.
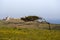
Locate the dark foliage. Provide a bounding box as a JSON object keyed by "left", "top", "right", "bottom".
{"left": 21, "top": 16, "right": 40, "bottom": 22}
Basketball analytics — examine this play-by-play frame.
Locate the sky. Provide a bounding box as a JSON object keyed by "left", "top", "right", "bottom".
{"left": 0, "top": 0, "right": 60, "bottom": 24}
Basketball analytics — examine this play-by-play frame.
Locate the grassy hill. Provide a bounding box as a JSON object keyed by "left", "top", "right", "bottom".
{"left": 0, "top": 20, "right": 60, "bottom": 30}
{"left": 0, "top": 20, "right": 60, "bottom": 40}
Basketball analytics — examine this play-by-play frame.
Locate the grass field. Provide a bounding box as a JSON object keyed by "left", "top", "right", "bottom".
{"left": 0, "top": 20, "right": 60, "bottom": 40}
{"left": 0, "top": 27, "right": 60, "bottom": 40}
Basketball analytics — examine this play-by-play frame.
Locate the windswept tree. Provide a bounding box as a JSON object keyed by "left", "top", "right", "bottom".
{"left": 21, "top": 16, "right": 51, "bottom": 30}
{"left": 21, "top": 16, "right": 41, "bottom": 22}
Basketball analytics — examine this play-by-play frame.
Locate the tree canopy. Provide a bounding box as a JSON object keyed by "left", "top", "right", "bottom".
{"left": 21, "top": 16, "right": 41, "bottom": 22}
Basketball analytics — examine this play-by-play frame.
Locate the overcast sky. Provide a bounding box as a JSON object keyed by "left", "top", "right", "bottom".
{"left": 0, "top": 0, "right": 60, "bottom": 24}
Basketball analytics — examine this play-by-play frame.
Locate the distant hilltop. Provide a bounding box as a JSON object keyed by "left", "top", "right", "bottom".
{"left": 2, "top": 16, "right": 49, "bottom": 24}
{"left": 1, "top": 16, "right": 59, "bottom": 30}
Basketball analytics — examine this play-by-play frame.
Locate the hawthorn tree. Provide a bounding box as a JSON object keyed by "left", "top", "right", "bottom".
{"left": 21, "top": 16, "right": 51, "bottom": 30}
{"left": 21, "top": 16, "right": 41, "bottom": 22}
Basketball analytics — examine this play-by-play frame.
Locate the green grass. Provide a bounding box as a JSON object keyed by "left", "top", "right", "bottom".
{"left": 0, "top": 27, "right": 60, "bottom": 40}
{"left": 0, "top": 20, "right": 60, "bottom": 40}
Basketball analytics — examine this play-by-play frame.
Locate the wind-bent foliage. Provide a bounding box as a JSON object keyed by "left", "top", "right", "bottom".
{"left": 21, "top": 16, "right": 40, "bottom": 22}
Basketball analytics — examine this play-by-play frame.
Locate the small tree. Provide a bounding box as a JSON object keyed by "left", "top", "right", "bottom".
{"left": 21, "top": 16, "right": 40, "bottom": 22}
{"left": 21, "top": 16, "right": 51, "bottom": 30}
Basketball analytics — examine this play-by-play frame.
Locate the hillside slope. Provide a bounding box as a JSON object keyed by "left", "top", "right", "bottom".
{"left": 0, "top": 20, "right": 60, "bottom": 30}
